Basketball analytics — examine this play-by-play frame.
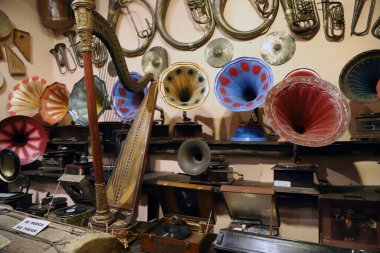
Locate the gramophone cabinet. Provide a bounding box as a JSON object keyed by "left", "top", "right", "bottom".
{"left": 141, "top": 180, "right": 216, "bottom": 253}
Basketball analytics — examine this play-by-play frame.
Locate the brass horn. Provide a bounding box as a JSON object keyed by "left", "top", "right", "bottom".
{"left": 372, "top": 16, "right": 380, "bottom": 39}
{"left": 50, "top": 43, "right": 77, "bottom": 74}
{"left": 321, "top": 0, "right": 345, "bottom": 41}
{"left": 0, "top": 149, "right": 21, "bottom": 183}
{"left": 212, "top": 0, "right": 279, "bottom": 40}
{"left": 156, "top": 0, "right": 215, "bottom": 50}
{"left": 280, "top": 0, "right": 320, "bottom": 39}
{"left": 107, "top": 0, "right": 156, "bottom": 57}
{"left": 178, "top": 139, "right": 212, "bottom": 176}
{"left": 351, "top": 0, "right": 375, "bottom": 36}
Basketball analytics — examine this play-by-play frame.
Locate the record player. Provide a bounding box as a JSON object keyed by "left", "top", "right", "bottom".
{"left": 142, "top": 180, "right": 216, "bottom": 253}
{"left": 28, "top": 192, "right": 68, "bottom": 217}
{"left": 47, "top": 173, "right": 95, "bottom": 226}
{"left": 214, "top": 183, "right": 280, "bottom": 252}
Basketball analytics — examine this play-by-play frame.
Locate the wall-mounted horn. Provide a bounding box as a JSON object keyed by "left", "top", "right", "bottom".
{"left": 351, "top": 0, "right": 375, "bottom": 36}
{"left": 280, "top": 0, "right": 320, "bottom": 39}
{"left": 0, "top": 149, "right": 21, "bottom": 183}
{"left": 178, "top": 139, "right": 212, "bottom": 176}
{"left": 50, "top": 43, "right": 77, "bottom": 74}
{"left": 265, "top": 76, "right": 351, "bottom": 147}
{"left": 321, "top": 0, "right": 345, "bottom": 41}
{"left": 212, "top": 0, "right": 279, "bottom": 40}
{"left": 156, "top": 0, "right": 215, "bottom": 50}
{"left": 339, "top": 50, "right": 380, "bottom": 103}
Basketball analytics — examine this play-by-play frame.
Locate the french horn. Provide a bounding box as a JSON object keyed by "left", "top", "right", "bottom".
{"left": 106, "top": 0, "right": 156, "bottom": 57}
{"left": 321, "top": 0, "right": 345, "bottom": 41}
{"left": 265, "top": 76, "right": 351, "bottom": 147}
{"left": 156, "top": 0, "right": 215, "bottom": 50}
{"left": 280, "top": 0, "right": 320, "bottom": 39}
{"left": 212, "top": 0, "right": 279, "bottom": 40}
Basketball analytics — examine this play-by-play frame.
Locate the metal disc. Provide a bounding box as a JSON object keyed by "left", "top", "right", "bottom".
{"left": 260, "top": 31, "right": 296, "bottom": 66}
{"left": 142, "top": 46, "right": 168, "bottom": 77}
{"left": 205, "top": 38, "right": 233, "bottom": 68}
{"left": 0, "top": 10, "right": 12, "bottom": 40}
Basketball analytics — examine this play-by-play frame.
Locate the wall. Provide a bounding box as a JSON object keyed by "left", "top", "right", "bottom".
{"left": 1, "top": 0, "right": 380, "bottom": 244}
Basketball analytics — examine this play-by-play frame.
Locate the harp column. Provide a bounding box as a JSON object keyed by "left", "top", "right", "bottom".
{"left": 71, "top": 0, "right": 114, "bottom": 224}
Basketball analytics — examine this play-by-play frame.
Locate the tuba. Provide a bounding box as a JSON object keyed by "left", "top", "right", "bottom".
{"left": 321, "top": 0, "right": 345, "bottom": 41}
{"left": 280, "top": 0, "right": 320, "bottom": 39}
{"left": 156, "top": 0, "right": 215, "bottom": 50}
{"left": 212, "top": 0, "right": 279, "bottom": 40}
{"left": 106, "top": 0, "right": 156, "bottom": 57}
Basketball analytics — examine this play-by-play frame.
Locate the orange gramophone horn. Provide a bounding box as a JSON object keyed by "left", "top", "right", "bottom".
{"left": 265, "top": 76, "right": 351, "bottom": 147}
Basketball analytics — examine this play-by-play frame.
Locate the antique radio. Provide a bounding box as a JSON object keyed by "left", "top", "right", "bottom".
{"left": 142, "top": 180, "right": 216, "bottom": 253}
{"left": 215, "top": 183, "right": 280, "bottom": 253}
{"left": 48, "top": 174, "right": 95, "bottom": 226}
{"left": 319, "top": 186, "right": 380, "bottom": 251}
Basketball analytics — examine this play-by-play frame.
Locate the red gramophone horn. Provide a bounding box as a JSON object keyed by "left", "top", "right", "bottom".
{"left": 265, "top": 76, "right": 351, "bottom": 147}
{"left": 0, "top": 116, "right": 48, "bottom": 165}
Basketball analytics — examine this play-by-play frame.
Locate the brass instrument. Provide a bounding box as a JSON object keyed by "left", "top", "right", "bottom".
{"left": 156, "top": 0, "right": 215, "bottom": 50}
{"left": 372, "top": 16, "right": 380, "bottom": 39}
{"left": 351, "top": 0, "right": 375, "bottom": 36}
{"left": 321, "top": 0, "right": 344, "bottom": 41}
{"left": 107, "top": 0, "right": 156, "bottom": 57}
{"left": 280, "top": 0, "right": 320, "bottom": 39}
{"left": 63, "top": 30, "right": 83, "bottom": 67}
{"left": 50, "top": 43, "right": 77, "bottom": 74}
{"left": 212, "top": 0, "right": 279, "bottom": 40}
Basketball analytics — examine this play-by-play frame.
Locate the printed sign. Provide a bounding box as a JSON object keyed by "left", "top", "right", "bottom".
{"left": 12, "top": 218, "right": 50, "bottom": 236}
{"left": 274, "top": 180, "right": 291, "bottom": 187}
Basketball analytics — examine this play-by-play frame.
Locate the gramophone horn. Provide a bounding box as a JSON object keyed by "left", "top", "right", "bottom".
{"left": 178, "top": 139, "right": 211, "bottom": 176}
{"left": 339, "top": 50, "right": 380, "bottom": 103}
{"left": 0, "top": 149, "right": 21, "bottom": 183}
{"left": 214, "top": 57, "right": 274, "bottom": 112}
{"left": 265, "top": 76, "right": 351, "bottom": 147}
{"left": 159, "top": 62, "right": 209, "bottom": 111}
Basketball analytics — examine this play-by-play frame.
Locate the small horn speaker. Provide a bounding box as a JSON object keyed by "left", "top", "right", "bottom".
{"left": 265, "top": 76, "right": 351, "bottom": 147}
{"left": 339, "top": 50, "right": 380, "bottom": 103}
{"left": 0, "top": 149, "right": 21, "bottom": 183}
{"left": 177, "top": 139, "right": 211, "bottom": 176}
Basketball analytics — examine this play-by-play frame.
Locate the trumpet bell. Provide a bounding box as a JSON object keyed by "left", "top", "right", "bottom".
{"left": 0, "top": 149, "right": 21, "bottom": 183}
{"left": 160, "top": 62, "right": 209, "bottom": 111}
{"left": 40, "top": 82, "right": 70, "bottom": 125}
{"left": 265, "top": 76, "right": 351, "bottom": 147}
{"left": 339, "top": 50, "right": 380, "bottom": 103}
{"left": 214, "top": 57, "right": 274, "bottom": 112}
{"left": 69, "top": 76, "right": 108, "bottom": 126}
{"left": 111, "top": 72, "right": 145, "bottom": 121}
{"left": 0, "top": 116, "right": 48, "bottom": 165}
{"left": 178, "top": 139, "right": 211, "bottom": 176}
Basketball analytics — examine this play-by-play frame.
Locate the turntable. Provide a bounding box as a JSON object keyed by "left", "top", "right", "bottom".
{"left": 28, "top": 192, "right": 68, "bottom": 217}
{"left": 47, "top": 173, "right": 95, "bottom": 226}
{"left": 142, "top": 180, "right": 216, "bottom": 253}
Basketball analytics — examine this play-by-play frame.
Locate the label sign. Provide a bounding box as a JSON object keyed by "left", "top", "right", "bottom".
{"left": 12, "top": 218, "right": 50, "bottom": 236}
{"left": 274, "top": 180, "right": 291, "bottom": 187}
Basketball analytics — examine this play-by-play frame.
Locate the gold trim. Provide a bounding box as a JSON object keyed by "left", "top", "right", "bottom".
{"left": 71, "top": 0, "right": 95, "bottom": 52}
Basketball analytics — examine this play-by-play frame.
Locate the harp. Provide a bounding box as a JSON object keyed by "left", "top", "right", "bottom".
{"left": 71, "top": 0, "right": 156, "bottom": 246}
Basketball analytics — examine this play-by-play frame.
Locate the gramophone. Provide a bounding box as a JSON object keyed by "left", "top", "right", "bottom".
{"left": 159, "top": 62, "right": 210, "bottom": 139}
{"left": 265, "top": 73, "right": 351, "bottom": 192}
{"left": 177, "top": 139, "right": 235, "bottom": 185}
{"left": 214, "top": 57, "right": 274, "bottom": 141}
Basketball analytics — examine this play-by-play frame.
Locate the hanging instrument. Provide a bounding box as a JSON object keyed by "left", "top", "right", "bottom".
{"left": 321, "top": 0, "right": 344, "bottom": 41}
{"left": 107, "top": 0, "right": 156, "bottom": 57}
{"left": 372, "top": 16, "right": 380, "bottom": 39}
{"left": 280, "top": 0, "right": 320, "bottom": 39}
{"left": 156, "top": 0, "right": 215, "bottom": 50}
{"left": 351, "top": 0, "right": 375, "bottom": 36}
{"left": 37, "top": 0, "right": 75, "bottom": 30}
{"left": 50, "top": 43, "right": 77, "bottom": 74}
{"left": 213, "top": 0, "right": 279, "bottom": 40}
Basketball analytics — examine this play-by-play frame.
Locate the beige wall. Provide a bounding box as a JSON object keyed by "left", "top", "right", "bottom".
{"left": 1, "top": 0, "right": 380, "bottom": 244}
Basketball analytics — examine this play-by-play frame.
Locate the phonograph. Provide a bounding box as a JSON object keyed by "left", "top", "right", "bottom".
{"left": 28, "top": 192, "right": 68, "bottom": 217}
{"left": 142, "top": 180, "right": 216, "bottom": 253}
{"left": 214, "top": 57, "right": 274, "bottom": 141}
{"left": 159, "top": 62, "right": 210, "bottom": 139}
{"left": 264, "top": 71, "right": 351, "bottom": 193}
{"left": 177, "top": 139, "right": 235, "bottom": 185}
